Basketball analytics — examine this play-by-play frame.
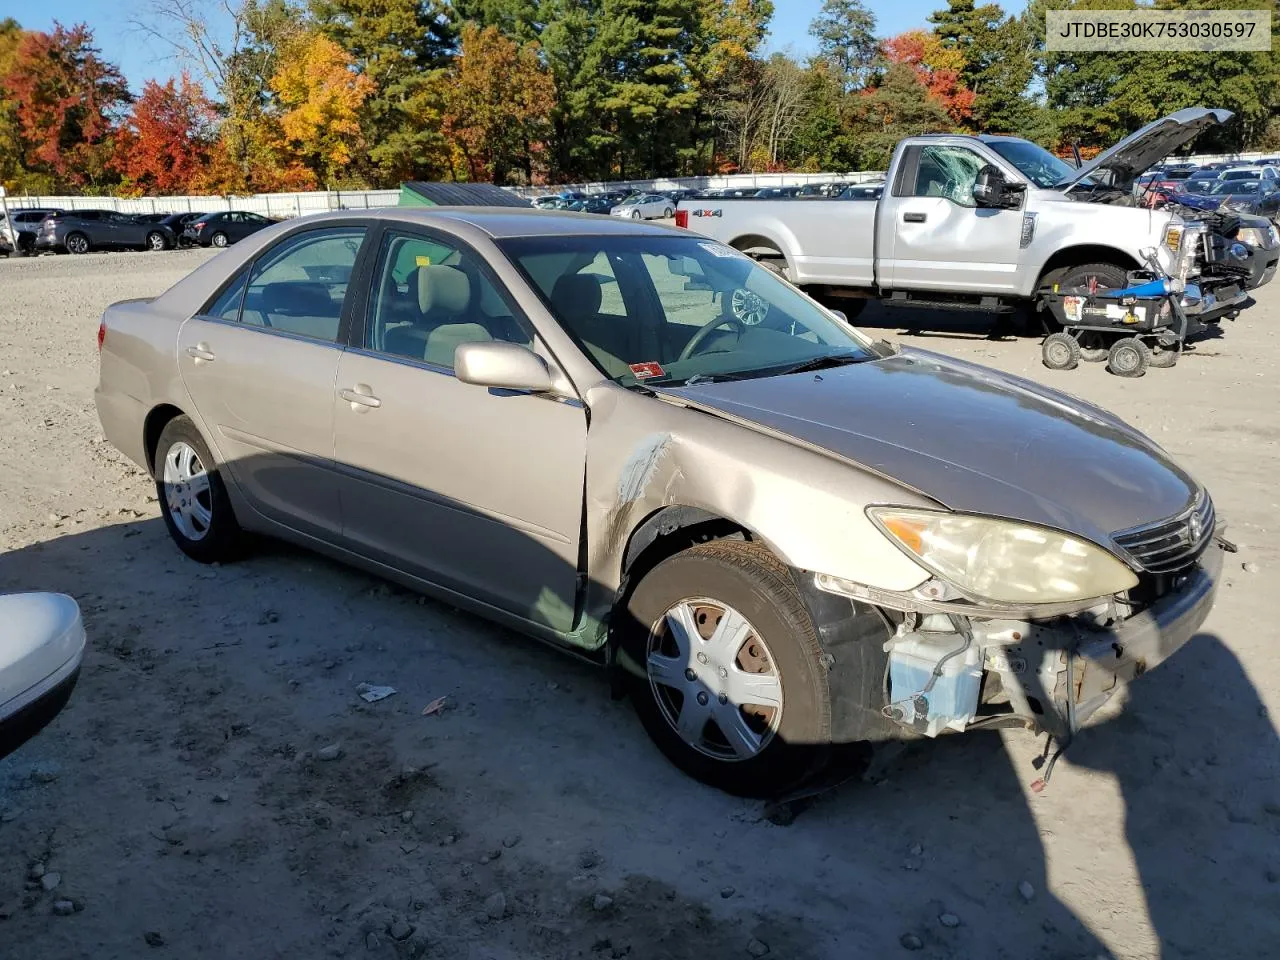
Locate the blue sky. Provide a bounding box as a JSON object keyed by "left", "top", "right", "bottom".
{"left": 0, "top": 0, "right": 949, "bottom": 94}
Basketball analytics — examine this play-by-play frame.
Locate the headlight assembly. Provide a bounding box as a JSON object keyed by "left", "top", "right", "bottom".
{"left": 867, "top": 507, "right": 1138, "bottom": 605}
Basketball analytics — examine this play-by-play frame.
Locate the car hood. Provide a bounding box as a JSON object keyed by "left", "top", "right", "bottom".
{"left": 667, "top": 349, "right": 1198, "bottom": 549}
{"left": 1063, "top": 108, "right": 1232, "bottom": 194}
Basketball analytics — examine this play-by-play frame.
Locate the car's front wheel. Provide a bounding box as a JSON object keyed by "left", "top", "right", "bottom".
{"left": 620, "top": 541, "right": 836, "bottom": 797}
{"left": 154, "top": 416, "right": 244, "bottom": 563}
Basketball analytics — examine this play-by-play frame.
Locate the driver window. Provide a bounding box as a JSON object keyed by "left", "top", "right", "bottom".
{"left": 912, "top": 145, "right": 983, "bottom": 207}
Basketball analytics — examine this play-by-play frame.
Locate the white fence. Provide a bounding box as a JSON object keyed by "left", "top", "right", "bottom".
{"left": 1, "top": 189, "right": 402, "bottom": 217}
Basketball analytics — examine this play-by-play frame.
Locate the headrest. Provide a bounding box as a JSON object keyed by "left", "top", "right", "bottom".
{"left": 417, "top": 265, "right": 471, "bottom": 316}
{"left": 550, "top": 273, "right": 602, "bottom": 317}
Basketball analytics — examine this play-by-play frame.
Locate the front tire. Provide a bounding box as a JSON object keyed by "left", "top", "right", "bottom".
{"left": 154, "top": 416, "right": 243, "bottom": 563}
{"left": 1108, "top": 337, "right": 1150, "bottom": 378}
{"left": 620, "top": 541, "right": 834, "bottom": 797}
{"left": 663, "top": 207, "right": 673, "bottom": 219}
{"left": 630, "top": 210, "right": 642, "bottom": 220}
{"left": 1042, "top": 332, "right": 1081, "bottom": 370}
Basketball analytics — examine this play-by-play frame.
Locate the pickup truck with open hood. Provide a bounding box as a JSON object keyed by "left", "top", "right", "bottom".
{"left": 675, "top": 109, "right": 1278, "bottom": 327}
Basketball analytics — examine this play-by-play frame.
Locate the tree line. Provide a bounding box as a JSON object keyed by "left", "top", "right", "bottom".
{"left": 1, "top": 0, "right": 1277, "bottom": 196}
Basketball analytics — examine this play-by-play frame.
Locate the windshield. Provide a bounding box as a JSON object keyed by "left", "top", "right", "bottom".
{"left": 1210, "top": 179, "right": 1261, "bottom": 195}
{"left": 1221, "top": 170, "right": 1258, "bottom": 181}
{"left": 498, "top": 235, "right": 878, "bottom": 386}
{"left": 984, "top": 138, "right": 1080, "bottom": 188}
{"left": 1182, "top": 178, "right": 1218, "bottom": 194}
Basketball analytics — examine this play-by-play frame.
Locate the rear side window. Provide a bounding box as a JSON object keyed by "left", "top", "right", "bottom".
{"left": 205, "top": 269, "right": 249, "bottom": 322}
{"left": 241, "top": 228, "right": 367, "bottom": 342}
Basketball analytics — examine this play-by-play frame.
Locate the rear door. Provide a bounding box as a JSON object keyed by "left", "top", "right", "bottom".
{"left": 176, "top": 224, "right": 372, "bottom": 539}
{"left": 110, "top": 213, "right": 146, "bottom": 248}
{"left": 879, "top": 143, "right": 1027, "bottom": 294}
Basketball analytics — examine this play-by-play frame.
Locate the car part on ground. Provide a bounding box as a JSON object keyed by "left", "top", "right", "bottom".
{"left": 95, "top": 207, "right": 1224, "bottom": 795}
{"left": 0, "top": 593, "right": 85, "bottom": 762}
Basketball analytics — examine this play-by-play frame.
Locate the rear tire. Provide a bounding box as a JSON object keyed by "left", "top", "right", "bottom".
{"left": 146, "top": 231, "right": 168, "bottom": 251}
{"left": 1051, "top": 261, "right": 1130, "bottom": 295}
{"left": 1108, "top": 337, "right": 1150, "bottom": 378}
{"left": 211, "top": 232, "right": 229, "bottom": 248}
{"left": 65, "top": 233, "right": 89, "bottom": 255}
{"left": 1149, "top": 345, "right": 1178, "bottom": 367}
{"left": 154, "top": 416, "right": 244, "bottom": 564}
{"left": 620, "top": 541, "right": 836, "bottom": 797}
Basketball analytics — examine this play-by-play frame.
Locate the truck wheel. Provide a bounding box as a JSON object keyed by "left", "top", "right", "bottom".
{"left": 1108, "top": 337, "right": 1150, "bottom": 377}
{"left": 1053, "top": 262, "right": 1129, "bottom": 295}
{"left": 619, "top": 541, "right": 835, "bottom": 797}
{"left": 1042, "top": 332, "right": 1081, "bottom": 370}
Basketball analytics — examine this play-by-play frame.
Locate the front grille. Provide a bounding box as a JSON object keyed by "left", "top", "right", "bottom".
{"left": 1112, "top": 493, "right": 1214, "bottom": 574}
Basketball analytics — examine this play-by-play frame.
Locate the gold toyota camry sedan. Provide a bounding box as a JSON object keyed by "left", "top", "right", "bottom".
{"left": 95, "top": 208, "right": 1225, "bottom": 796}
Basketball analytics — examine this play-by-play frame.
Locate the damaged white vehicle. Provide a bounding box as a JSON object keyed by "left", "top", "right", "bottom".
{"left": 95, "top": 209, "right": 1225, "bottom": 795}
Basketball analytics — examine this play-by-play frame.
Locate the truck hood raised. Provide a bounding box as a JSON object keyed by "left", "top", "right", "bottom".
{"left": 1063, "top": 107, "right": 1232, "bottom": 194}
{"left": 668, "top": 348, "right": 1198, "bottom": 550}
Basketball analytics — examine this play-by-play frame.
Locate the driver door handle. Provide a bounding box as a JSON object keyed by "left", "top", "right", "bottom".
{"left": 903, "top": 212, "right": 927, "bottom": 223}
{"left": 339, "top": 385, "right": 382, "bottom": 410}
{"left": 185, "top": 344, "right": 216, "bottom": 363}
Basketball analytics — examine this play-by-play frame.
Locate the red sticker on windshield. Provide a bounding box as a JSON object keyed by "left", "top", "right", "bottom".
{"left": 629, "top": 361, "right": 665, "bottom": 379}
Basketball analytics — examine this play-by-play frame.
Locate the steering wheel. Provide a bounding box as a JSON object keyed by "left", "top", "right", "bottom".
{"left": 678, "top": 314, "right": 746, "bottom": 361}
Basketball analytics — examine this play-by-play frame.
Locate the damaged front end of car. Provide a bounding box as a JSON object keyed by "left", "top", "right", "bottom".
{"left": 807, "top": 494, "right": 1227, "bottom": 775}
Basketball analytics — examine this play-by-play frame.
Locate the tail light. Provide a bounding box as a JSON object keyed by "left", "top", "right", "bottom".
{"left": 191, "top": 222, "right": 206, "bottom": 231}
{"left": 97, "top": 318, "right": 106, "bottom": 352}
{"left": 674, "top": 209, "right": 689, "bottom": 229}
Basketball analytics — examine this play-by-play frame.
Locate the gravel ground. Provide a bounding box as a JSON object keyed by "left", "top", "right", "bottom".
{"left": 0, "top": 248, "right": 1277, "bottom": 960}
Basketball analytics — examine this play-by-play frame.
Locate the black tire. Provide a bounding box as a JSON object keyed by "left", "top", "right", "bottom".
{"left": 1149, "top": 345, "right": 1178, "bottom": 368}
{"left": 1042, "top": 331, "right": 1081, "bottom": 370}
{"left": 153, "top": 415, "right": 244, "bottom": 563}
{"left": 1050, "top": 261, "right": 1129, "bottom": 296}
{"left": 619, "top": 540, "right": 836, "bottom": 797}
{"left": 663, "top": 207, "right": 673, "bottom": 219}
{"left": 1108, "top": 337, "right": 1150, "bottom": 378}
{"left": 1078, "top": 332, "right": 1109, "bottom": 362}
{"left": 211, "top": 232, "right": 229, "bottom": 248}
{"left": 146, "top": 231, "right": 168, "bottom": 251}
{"left": 65, "top": 232, "right": 90, "bottom": 255}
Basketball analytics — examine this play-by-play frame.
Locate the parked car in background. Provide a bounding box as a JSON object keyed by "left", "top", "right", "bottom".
{"left": 36, "top": 209, "right": 180, "bottom": 254}
{"left": 610, "top": 193, "right": 674, "bottom": 219}
{"left": 532, "top": 196, "right": 561, "bottom": 209}
{"left": 1219, "top": 165, "right": 1277, "bottom": 183}
{"left": 184, "top": 211, "right": 276, "bottom": 248}
{"left": 1, "top": 208, "right": 61, "bottom": 255}
{"left": 96, "top": 208, "right": 1227, "bottom": 795}
{"left": 839, "top": 184, "right": 884, "bottom": 200}
{"left": 1173, "top": 178, "right": 1280, "bottom": 221}
{"left": 755, "top": 186, "right": 801, "bottom": 199}
{"left": 566, "top": 196, "right": 615, "bottom": 215}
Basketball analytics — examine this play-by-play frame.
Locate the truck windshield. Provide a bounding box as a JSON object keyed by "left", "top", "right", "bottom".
{"left": 985, "top": 139, "right": 1080, "bottom": 189}
{"left": 498, "top": 235, "right": 879, "bottom": 387}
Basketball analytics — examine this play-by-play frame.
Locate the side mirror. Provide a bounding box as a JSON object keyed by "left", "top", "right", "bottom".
{"left": 455, "top": 341, "right": 554, "bottom": 393}
{"left": 972, "top": 165, "right": 1008, "bottom": 207}
{"left": 0, "top": 593, "right": 84, "bottom": 762}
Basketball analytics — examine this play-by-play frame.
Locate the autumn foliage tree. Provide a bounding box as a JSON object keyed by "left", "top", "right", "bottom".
{"left": 881, "top": 29, "right": 975, "bottom": 126}
{"left": 270, "top": 31, "right": 375, "bottom": 188}
{"left": 1, "top": 22, "right": 130, "bottom": 190}
{"left": 441, "top": 23, "right": 555, "bottom": 184}
{"left": 113, "top": 74, "right": 219, "bottom": 195}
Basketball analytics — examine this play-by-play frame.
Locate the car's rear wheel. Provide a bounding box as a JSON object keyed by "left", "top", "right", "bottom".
{"left": 65, "top": 233, "right": 89, "bottom": 255}
{"left": 146, "top": 231, "right": 167, "bottom": 251}
{"left": 154, "top": 416, "right": 243, "bottom": 563}
{"left": 620, "top": 541, "right": 835, "bottom": 797}
{"left": 211, "top": 231, "right": 229, "bottom": 248}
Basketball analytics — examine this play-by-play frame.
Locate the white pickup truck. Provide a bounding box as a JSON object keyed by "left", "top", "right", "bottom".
{"left": 675, "top": 109, "right": 1278, "bottom": 326}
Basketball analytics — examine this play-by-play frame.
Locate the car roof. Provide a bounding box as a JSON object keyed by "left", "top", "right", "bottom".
{"left": 355, "top": 207, "right": 680, "bottom": 239}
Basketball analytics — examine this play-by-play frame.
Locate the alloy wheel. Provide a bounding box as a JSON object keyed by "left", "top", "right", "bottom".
{"left": 162, "top": 441, "right": 213, "bottom": 541}
{"left": 148, "top": 232, "right": 166, "bottom": 251}
{"left": 646, "top": 598, "right": 783, "bottom": 761}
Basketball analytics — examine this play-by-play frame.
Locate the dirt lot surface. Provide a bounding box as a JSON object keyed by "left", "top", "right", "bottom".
{"left": 0, "top": 249, "right": 1277, "bottom": 960}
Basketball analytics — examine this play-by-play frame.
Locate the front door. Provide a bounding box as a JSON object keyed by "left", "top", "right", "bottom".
{"left": 332, "top": 228, "right": 588, "bottom": 631}
{"left": 881, "top": 143, "right": 1026, "bottom": 294}
{"left": 176, "top": 225, "right": 370, "bottom": 539}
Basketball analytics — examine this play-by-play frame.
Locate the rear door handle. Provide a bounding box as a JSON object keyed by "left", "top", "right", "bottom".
{"left": 339, "top": 385, "right": 382, "bottom": 410}
{"left": 185, "top": 344, "right": 216, "bottom": 363}
{"left": 903, "top": 212, "right": 927, "bottom": 223}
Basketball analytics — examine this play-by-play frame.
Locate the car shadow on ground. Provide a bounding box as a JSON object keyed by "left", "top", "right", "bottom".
{"left": 1, "top": 514, "right": 1273, "bottom": 957}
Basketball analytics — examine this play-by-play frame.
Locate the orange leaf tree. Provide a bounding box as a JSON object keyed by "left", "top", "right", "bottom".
{"left": 113, "top": 73, "right": 218, "bottom": 195}
{"left": 441, "top": 23, "right": 555, "bottom": 184}
{"left": 1, "top": 22, "right": 130, "bottom": 190}
{"left": 270, "top": 31, "right": 375, "bottom": 187}
{"left": 882, "top": 29, "right": 974, "bottom": 127}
